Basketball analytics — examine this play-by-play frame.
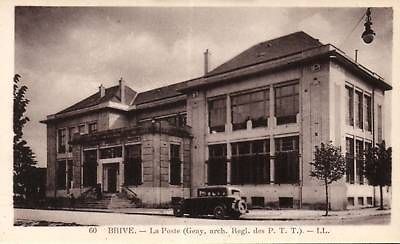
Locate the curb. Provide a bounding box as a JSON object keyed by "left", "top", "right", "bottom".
{"left": 16, "top": 207, "right": 391, "bottom": 221}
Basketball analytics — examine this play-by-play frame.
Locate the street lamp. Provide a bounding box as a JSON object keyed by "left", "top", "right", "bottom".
{"left": 361, "top": 8, "right": 375, "bottom": 44}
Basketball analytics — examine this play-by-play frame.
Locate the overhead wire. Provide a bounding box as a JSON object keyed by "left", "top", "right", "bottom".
{"left": 339, "top": 10, "right": 367, "bottom": 47}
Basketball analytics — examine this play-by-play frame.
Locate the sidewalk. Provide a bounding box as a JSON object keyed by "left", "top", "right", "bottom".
{"left": 51, "top": 206, "right": 390, "bottom": 221}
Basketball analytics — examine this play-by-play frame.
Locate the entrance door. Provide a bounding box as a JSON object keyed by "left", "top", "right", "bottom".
{"left": 103, "top": 163, "right": 119, "bottom": 193}
{"left": 107, "top": 166, "right": 118, "bottom": 193}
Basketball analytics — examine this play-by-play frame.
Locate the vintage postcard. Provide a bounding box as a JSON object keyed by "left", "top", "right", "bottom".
{"left": 1, "top": 0, "right": 399, "bottom": 243}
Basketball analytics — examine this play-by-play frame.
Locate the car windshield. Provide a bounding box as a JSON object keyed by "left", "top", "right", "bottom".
{"left": 231, "top": 189, "right": 241, "bottom": 197}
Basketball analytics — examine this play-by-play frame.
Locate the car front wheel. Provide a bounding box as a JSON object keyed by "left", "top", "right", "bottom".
{"left": 213, "top": 205, "right": 226, "bottom": 219}
{"left": 173, "top": 205, "right": 184, "bottom": 217}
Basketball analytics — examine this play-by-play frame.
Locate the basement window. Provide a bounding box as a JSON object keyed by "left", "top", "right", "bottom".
{"left": 251, "top": 197, "right": 265, "bottom": 208}
{"left": 347, "top": 197, "right": 355, "bottom": 206}
{"left": 358, "top": 197, "right": 364, "bottom": 206}
{"left": 367, "top": 197, "right": 373, "bottom": 205}
{"left": 279, "top": 197, "right": 294, "bottom": 208}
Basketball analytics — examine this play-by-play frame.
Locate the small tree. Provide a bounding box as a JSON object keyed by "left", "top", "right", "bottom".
{"left": 364, "top": 141, "right": 391, "bottom": 210}
{"left": 13, "top": 74, "right": 37, "bottom": 196}
{"left": 310, "top": 142, "right": 346, "bottom": 216}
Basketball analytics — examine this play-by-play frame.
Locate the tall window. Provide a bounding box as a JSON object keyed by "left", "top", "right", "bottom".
{"left": 356, "top": 140, "right": 364, "bottom": 185}
{"left": 345, "top": 138, "right": 355, "bottom": 184}
{"left": 231, "top": 140, "right": 270, "bottom": 184}
{"left": 177, "top": 114, "right": 187, "bottom": 127}
{"left": 345, "top": 86, "right": 354, "bottom": 126}
{"left": 68, "top": 127, "right": 77, "bottom": 152}
{"left": 355, "top": 91, "right": 363, "bottom": 129}
{"left": 208, "top": 97, "right": 226, "bottom": 133}
{"left": 83, "top": 150, "right": 97, "bottom": 187}
{"left": 124, "top": 145, "right": 142, "bottom": 186}
{"left": 275, "top": 82, "right": 299, "bottom": 125}
{"left": 231, "top": 90, "right": 269, "bottom": 130}
{"left": 100, "top": 146, "right": 122, "bottom": 159}
{"left": 56, "top": 160, "right": 66, "bottom": 189}
{"left": 78, "top": 124, "right": 85, "bottom": 134}
{"left": 364, "top": 142, "right": 372, "bottom": 185}
{"left": 364, "top": 95, "right": 372, "bottom": 131}
{"left": 208, "top": 144, "right": 227, "bottom": 185}
{"left": 275, "top": 136, "right": 299, "bottom": 183}
{"left": 88, "top": 122, "right": 97, "bottom": 134}
{"left": 67, "top": 160, "right": 73, "bottom": 189}
{"left": 378, "top": 105, "right": 383, "bottom": 142}
{"left": 159, "top": 114, "right": 187, "bottom": 127}
{"left": 57, "top": 128, "right": 66, "bottom": 153}
{"left": 169, "top": 144, "right": 182, "bottom": 185}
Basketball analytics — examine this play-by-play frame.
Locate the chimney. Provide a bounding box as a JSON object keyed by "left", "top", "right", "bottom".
{"left": 119, "top": 77, "right": 126, "bottom": 104}
{"left": 99, "top": 84, "right": 105, "bottom": 98}
{"left": 204, "top": 49, "right": 209, "bottom": 75}
{"left": 355, "top": 49, "right": 358, "bottom": 63}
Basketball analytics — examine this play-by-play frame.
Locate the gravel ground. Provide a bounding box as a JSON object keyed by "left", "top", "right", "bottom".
{"left": 14, "top": 219, "right": 89, "bottom": 226}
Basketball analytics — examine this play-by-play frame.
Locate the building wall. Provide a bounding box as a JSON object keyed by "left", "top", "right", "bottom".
{"left": 330, "top": 61, "right": 389, "bottom": 209}
{"left": 51, "top": 128, "right": 191, "bottom": 205}
{"left": 46, "top": 111, "right": 112, "bottom": 197}
{"left": 186, "top": 89, "right": 207, "bottom": 195}
{"left": 187, "top": 64, "right": 341, "bottom": 208}
{"left": 299, "top": 61, "right": 349, "bottom": 209}
{"left": 45, "top": 59, "right": 389, "bottom": 209}
{"left": 133, "top": 133, "right": 191, "bottom": 205}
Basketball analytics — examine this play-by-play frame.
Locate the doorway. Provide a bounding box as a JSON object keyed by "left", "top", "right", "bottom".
{"left": 103, "top": 163, "right": 119, "bottom": 193}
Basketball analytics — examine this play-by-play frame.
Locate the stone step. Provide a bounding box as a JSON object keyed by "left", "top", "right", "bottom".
{"left": 76, "top": 193, "right": 137, "bottom": 209}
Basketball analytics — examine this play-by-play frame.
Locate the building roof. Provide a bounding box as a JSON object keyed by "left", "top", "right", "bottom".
{"left": 181, "top": 32, "right": 391, "bottom": 92}
{"left": 206, "top": 31, "right": 323, "bottom": 76}
{"left": 48, "top": 31, "right": 391, "bottom": 120}
{"left": 133, "top": 81, "right": 187, "bottom": 105}
{"left": 56, "top": 84, "right": 137, "bottom": 115}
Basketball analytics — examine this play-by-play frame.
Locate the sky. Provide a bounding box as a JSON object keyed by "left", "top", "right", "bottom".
{"left": 14, "top": 6, "right": 393, "bottom": 167}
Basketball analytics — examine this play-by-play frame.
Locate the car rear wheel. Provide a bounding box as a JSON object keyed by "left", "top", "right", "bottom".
{"left": 213, "top": 205, "right": 226, "bottom": 219}
{"left": 173, "top": 205, "right": 184, "bottom": 217}
{"left": 237, "top": 200, "right": 247, "bottom": 214}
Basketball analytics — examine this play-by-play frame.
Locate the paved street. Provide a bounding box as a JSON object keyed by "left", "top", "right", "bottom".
{"left": 14, "top": 208, "right": 390, "bottom": 226}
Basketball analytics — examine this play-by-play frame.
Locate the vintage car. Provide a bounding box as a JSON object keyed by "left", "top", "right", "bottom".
{"left": 173, "top": 186, "right": 248, "bottom": 219}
